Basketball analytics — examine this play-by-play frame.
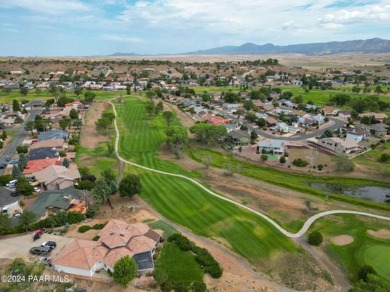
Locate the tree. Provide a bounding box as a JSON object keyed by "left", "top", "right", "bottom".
{"left": 243, "top": 100, "right": 254, "bottom": 111}
{"left": 69, "top": 109, "right": 78, "bottom": 119}
{"left": 202, "top": 155, "right": 212, "bottom": 169}
{"left": 16, "top": 145, "right": 28, "bottom": 154}
{"left": 256, "top": 118, "right": 266, "bottom": 128}
{"left": 73, "top": 119, "right": 83, "bottom": 128}
{"left": 24, "top": 121, "right": 34, "bottom": 135}
{"left": 308, "top": 231, "right": 323, "bottom": 246}
{"left": 84, "top": 91, "right": 96, "bottom": 103}
{"left": 250, "top": 130, "right": 258, "bottom": 143}
{"left": 162, "top": 111, "right": 174, "bottom": 126}
{"left": 20, "top": 87, "right": 29, "bottom": 96}
{"left": 245, "top": 112, "right": 257, "bottom": 123}
{"left": 18, "top": 154, "right": 28, "bottom": 171}
{"left": 18, "top": 210, "right": 36, "bottom": 232}
{"left": 189, "top": 124, "right": 227, "bottom": 144}
{"left": 119, "top": 174, "right": 142, "bottom": 199}
{"left": 165, "top": 126, "right": 188, "bottom": 158}
{"left": 201, "top": 91, "right": 211, "bottom": 102}
{"left": 92, "top": 179, "right": 112, "bottom": 206}
{"left": 0, "top": 213, "right": 11, "bottom": 234}
{"left": 102, "top": 169, "right": 117, "bottom": 195}
{"left": 12, "top": 165, "right": 22, "bottom": 179}
{"left": 334, "top": 154, "right": 355, "bottom": 172}
{"left": 62, "top": 158, "right": 70, "bottom": 168}
{"left": 12, "top": 99, "right": 21, "bottom": 112}
{"left": 74, "top": 86, "right": 83, "bottom": 96}
{"left": 15, "top": 176, "right": 34, "bottom": 195}
{"left": 1, "top": 130, "right": 7, "bottom": 140}
{"left": 96, "top": 117, "right": 111, "bottom": 134}
{"left": 351, "top": 274, "right": 390, "bottom": 291}
{"left": 305, "top": 148, "right": 320, "bottom": 172}
{"left": 261, "top": 154, "right": 268, "bottom": 162}
{"left": 357, "top": 265, "right": 376, "bottom": 282}
{"left": 59, "top": 118, "right": 71, "bottom": 130}
{"left": 145, "top": 101, "right": 156, "bottom": 115}
{"left": 113, "top": 255, "right": 138, "bottom": 286}
{"left": 126, "top": 84, "right": 131, "bottom": 95}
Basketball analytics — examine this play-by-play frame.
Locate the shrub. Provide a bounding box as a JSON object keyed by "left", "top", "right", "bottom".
{"left": 173, "top": 281, "right": 191, "bottom": 292}
{"left": 192, "top": 281, "right": 207, "bottom": 292}
{"left": 318, "top": 164, "right": 323, "bottom": 171}
{"left": 378, "top": 153, "right": 389, "bottom": 163}
{"left": 260, "top": 154, "right": 268, "bottom": 162}
{"left": 167, "top": 233, "right": 192, "bottom": 251}
{"left": 86, "top": 204, "right": 99, "bottom": 218}
{"left": 76, "top": 180, "right": 95, "bottom": 190}
{"left": 78, "top": 225, "right": 91, "bottom": 233}
{"left": 93, "top": 236, "right": 100, "bottom": 241}
{"left": 0, "top": 174, "right": 13, "bottom": 186}
{"left": 357, "top": 265, "right": 377, "bottom": 282}
{"left": 58, "top": 150, "right": 66, "bottom": 157}
{"left": 292, "top": 158, "right": 308, "bottom": 167}
{"left": 308, "top": 231, "right": 323, "bottom": 246}
{"left": 279, "top": 156, "right": 286, "bottom": 163}
{"left": 16, "top": 145, "right": 28, "bottom": 154}
{"left": 92, "top": 223, "right": 106, "bottom": 230}
{"left": 161, "top": 280, "right": 175, "bottom": 292}
{"left": 67, "top": 212, "right": 85, "bottom": 224}
{"left": 204, "top": 264, "right": 223, "bottom": 278}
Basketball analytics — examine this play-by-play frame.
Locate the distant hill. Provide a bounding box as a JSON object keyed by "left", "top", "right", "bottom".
{"left": 185, "top": 38, "right": 390, "bottom": 55}
{"left": 108, "top": 52, "right": 139, "bottom": 57}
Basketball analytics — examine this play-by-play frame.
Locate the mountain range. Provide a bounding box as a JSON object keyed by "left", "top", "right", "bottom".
{"left": 185, "top": 38, "right": 390, "bottom": 55}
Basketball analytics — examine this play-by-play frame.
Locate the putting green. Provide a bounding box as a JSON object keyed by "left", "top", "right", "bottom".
{"left": 363, "top": 245, "right": 390, "bottom": 280}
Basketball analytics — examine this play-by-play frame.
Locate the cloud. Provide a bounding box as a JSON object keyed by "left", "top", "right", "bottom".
{"left": 0, "top": 0, "right": 90, "bottom": 15}
{"left": 101, "top": 34, "right": 144, "bottom": 44}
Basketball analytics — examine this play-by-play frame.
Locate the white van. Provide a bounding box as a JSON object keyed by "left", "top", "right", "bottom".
{"left": 6, "top": 180, "right": 17, "bottom": 188}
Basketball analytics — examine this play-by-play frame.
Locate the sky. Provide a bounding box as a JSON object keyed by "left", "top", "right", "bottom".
{"left": 0, "top": 0, "right": 389, "bottom": 56}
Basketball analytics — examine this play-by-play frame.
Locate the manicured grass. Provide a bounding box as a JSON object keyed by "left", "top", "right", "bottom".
{"left": 188, "top": 147, "right": 390, "bottom": 211}
{"left": 116, "top": 96, "right": 299, "bottom": 267}
{"left": 363, "top": 245, "right": 390, "bottom": 280}
{"left": 148, "top": 220, "right": 178, "bottom": 239}
{"left": 311, "top": 214, "right": 390, "bottom": 282}
{"left": 154, "top": 242, "right": 204, "bottom": 282}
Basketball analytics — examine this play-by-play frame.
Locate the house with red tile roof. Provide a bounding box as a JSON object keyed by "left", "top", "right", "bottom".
{"left": 23, "top": 158, "right": 62, "bottom": 175}
{"left": 207, "top": 117, "right": 230, "bottom": 125}
{"left": 52, "top": 220, "right": 160, "bottom": 277}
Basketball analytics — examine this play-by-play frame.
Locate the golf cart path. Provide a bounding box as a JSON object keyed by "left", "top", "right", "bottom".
{"left": 109, "top": 101, "right": 390, "bottom": 238}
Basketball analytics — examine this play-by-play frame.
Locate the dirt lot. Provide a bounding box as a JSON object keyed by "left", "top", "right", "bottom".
{"left": 80, "top": 102, "right": 111, "bottom": 149}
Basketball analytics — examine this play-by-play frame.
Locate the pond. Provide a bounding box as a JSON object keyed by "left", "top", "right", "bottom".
{"left": 309, "top": 183, "right": 390, "bottom": 203}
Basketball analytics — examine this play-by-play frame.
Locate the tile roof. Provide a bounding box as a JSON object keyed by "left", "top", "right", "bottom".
{"left": 23, "top": 158, "right": 61, "bottom": 175}
{"left": 38, "top": 129, "right": 68, "bottom": 141}
{"left": 34, "top": 165, "right": 81, "bottom": 186}
{"left": 28, "top": 147, "right": 58, "bottom": 160}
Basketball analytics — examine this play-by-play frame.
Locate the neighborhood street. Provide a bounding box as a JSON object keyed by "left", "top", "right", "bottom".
{"left": 0, "top": 109, "right": 42, "bottom": 175}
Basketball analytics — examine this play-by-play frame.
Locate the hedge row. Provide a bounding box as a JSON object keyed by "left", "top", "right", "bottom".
{"left": 78, "top": 222, "right": 107, "bottom": 233}
{"left": 161, "top": 280, "right": 206, "bottom": 292}
{"left": 167, "top": 234, "right": 223, "bottom": 279}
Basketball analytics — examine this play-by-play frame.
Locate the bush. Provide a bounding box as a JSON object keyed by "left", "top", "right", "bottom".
{"left": 161, "top": 280, "right": 175, "bottom": 292}
{"left": 357, "top": 265, "right": 377, "bottom": 282}
{"left": 58, "top": 150, "right": 66, "bottom": 157}
{"left": 92, "top": 223, "right": 106, "bottom": 230}
{"left": 308, "top": 231, "right": 323, "bottom": 246}
{"left": 279, "top": 156, "right": 286, "bottom": 163}
{"left": 173, "top": 281, "right": 191, "bottom": 292}
{"left": 205, "top": 264, "right": 223, "bottom": 278}
{"left": 167, "top": 234, "right": 192, "bottom": 251}
{"left": 0, "top": 174, "right": 13, "bottom": 186}
{"left": 78, "top": 225, "right": 91, "bottom": 233}
{"left": 76, "top": 180, "right": 95, "bottom": 190}
{"left": 318, "top": 164, "right": 323, "bottom": 171}
{"left": 192, "top": 281, "right": 207, "bottom": 292}
{"left": 260, "top": 154, "right": 268, "bottom": 162}
{"left": 67, "top": 212, "right": 85, "bottom": 224}
{"left": 378, "top": 153, "right": 389, "bottom": 163}
{"left": 292, "top": 158, "right": 308, "bottom": 167}
{"left": 86, "top": 204, "right": 99, "bottom": 218}
{"left": 16, "top": 145, "right": 28, "bottom": 154}
{"left": 93, "top": 236, "right": 100, "bottom": 241}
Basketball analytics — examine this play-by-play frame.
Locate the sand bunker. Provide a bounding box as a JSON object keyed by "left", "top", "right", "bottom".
{"left": 367, "top": 229, "right": 390, "bottom": 239}
{"left": 331, "top": 235, "right": 354, "bottom": 246}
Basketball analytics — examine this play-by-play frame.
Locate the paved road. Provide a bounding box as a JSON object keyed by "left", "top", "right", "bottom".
{"left": 0, "top": 109, "right": 41, "bottom": 175}
{"left": 214, "top": 107, "right": 345, "bottom": 141}
{"left": 109, "top": 100, "right": 390, "bottom": 238}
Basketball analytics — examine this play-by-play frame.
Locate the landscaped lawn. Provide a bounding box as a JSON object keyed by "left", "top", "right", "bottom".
{"left": 154, "top": 242, "right": 204, "bottom": 282}
{"left": 310, "top": 214, "right": 390, "bottom": 282}
{"left": 115, "top": 96, "right": 299, "bottom": 267}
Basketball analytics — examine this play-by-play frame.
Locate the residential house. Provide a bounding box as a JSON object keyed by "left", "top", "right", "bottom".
{"left": 228, "top": 130, "right": 250, "bottom": 146}
{"left": 278, "top": 99, "right": 296, "bottom": 108}
{"left": 28, "top": 187, "right": 83, "bottom": 220}
{"left": 321, "top": 106, "right": 339, "bottom": 116}
{"left": 29, "top": 139, "right": 65, "bottom": 151}
{"left": 257, "top": 139, "right": 285, "bottom": 154}
{"left": 338, "top": 111, "right": 351, "bottom": 119}
{"left": 262, "top": 102, "right": 274, "bottom": 112}
{"left": 305, "top": 104, "right": 317, "bottom": 111}
{"left": 33, "top": 165, "right": 80, "bottom": 190}
{"left": 311, "top": 137, "right": 359, "bottom": 154}
{"left": 28, "top": 147, "right": 58, "bottom": 160}
{"left": 346, "top": 128, "right": 370, "bottom": 142}
{"left": 362, "top": 123, "right": 388, "bottom": 137}
{"left": 255, "top": 113, "right": 269, "bottom": 120}
{"left": 53, "top": 220, "right": 161, "bottom": 277}
{"left": 207, "top": 117, "right": 230, "bottom": 125}
{"left": 65, "top": 101, "right": 84, "bottom": 109}
{"left": 225, "top": 124, "right": 239, "bottom": 133}
{"left": 223, "top": 103, "right": 240, "bottom": 112}
{"left": 24, "top": 100, "right": 44, "bottom": 110}
{"left": 276, "top": 122, "right": 289, "bottom": 133}
{"left": 265, "top": 117, "right": 278, "bottom": 127}
{"left": 38, "top": 129, "right": 68, "bottom": 141}
{"left": 358, "top": 113, "right": 388, "bottom": 123}
{"left": 299, "top": 114, "right": 325, "bottom": 126}
{"left": 23, "top": 158, "right": 62, "bottom": 175}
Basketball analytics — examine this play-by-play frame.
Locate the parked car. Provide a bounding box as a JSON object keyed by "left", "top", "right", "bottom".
{"left": 30, "top": 246, "right": 51, "bottom": 255}
{"left": 10, "top": 191, "right": 18, "bottom": 197}
{"left": 9, "top": 159, "right": 19, "bottom": 164}
{"left": 5, "top": 156, "right": 11, "bottom": 162}
{"left": 33, "top": 187, "right": 40, "bottom": 193}
{"left": 41, "top": 241, "right": 56, "bottom": 250}
{"left": 6, "top": 180, "right": 17, "bottom": 188}
{"left": 0, "top": 163, "right": 6, "bottom": 169}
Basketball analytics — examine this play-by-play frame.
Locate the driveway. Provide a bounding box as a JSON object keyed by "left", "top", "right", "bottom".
{"left": 0, "top": 109, "right": 42, "bottom": 175}
{"left": 0, "top": 233, "right": 73, "bottom": 261}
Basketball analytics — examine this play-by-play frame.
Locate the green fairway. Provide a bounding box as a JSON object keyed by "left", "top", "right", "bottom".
{"left": 154, "top": 242, "right": 204, "bottom": 282}
{"left": 363, "top": 245, "right": 390, "bottom": 280}
{"left": 311, "top": 214, "right": 390, "bottom": 282}
{"left": 116, "top": 96, "right": 298, "bottom": 266}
